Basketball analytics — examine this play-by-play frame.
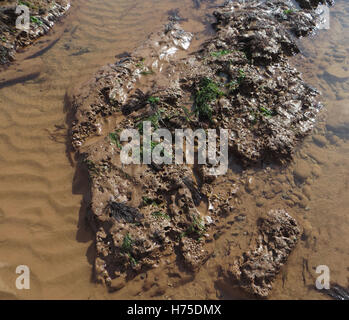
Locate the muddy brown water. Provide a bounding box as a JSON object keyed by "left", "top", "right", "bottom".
{"left": 0, "top": 0, "right": 348, "bottom": 299}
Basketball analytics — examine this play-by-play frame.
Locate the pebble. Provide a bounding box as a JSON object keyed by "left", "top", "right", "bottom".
{"left": 256, "top": 199, "right": 265, "bottom": 207}
{"left": 235, "top": 214, "right": 246, "bottom": 222}
{"left": 140, "top": 273, "right": 147, "bottom": 280}
{"left": 245, "top": 177, "right": 256, "bottom": 193}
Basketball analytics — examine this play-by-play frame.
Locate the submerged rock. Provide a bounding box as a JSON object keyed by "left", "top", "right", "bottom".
{"left": 226, "top": 209, "right": 300, "bottom": 298}
{"left": 70, "top": 0, "right": 324, "bottom": 293}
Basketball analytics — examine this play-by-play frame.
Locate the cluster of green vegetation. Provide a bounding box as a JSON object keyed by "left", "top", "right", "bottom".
{"left": 181, "top": 215, "right": 206, "bottom": 241}
{"left": 238, "top": 69, "right": 246, "bottom": 81}
{"left": 19, "top": 1, "right": 36, "bottom": 9}
{"left": 151, "top": 211, "right": 170, "bottom": 220}
{"left": 283, "top": 9, "right": 294, "bottom": 15}
{"left": 128, "top": 254, "right": 137, "bottom": 266}
{"left": 109, "top": 130, "right": 122, "bottom": 149}
{"left": 134, "top": 96, "right": 170, "bottom": 159}
{"left": 121, "top": 233, "right": 137, "bottom": 266}
{"left": 194, "top": 77, "right": 224, "bottom": 121}
{"left": 259, "top": 106, "right": 274, "bottom": 117}
{"left": 140, "top": 70, "right": 155, "bottom": 76}
{"left": 121, "top": 233, "right": 133, "bottom": 252}
{"left": 142, "top": 198, "right": 170, "bottom": 220}
{"left": 135, "top": 57, "right": 145, "bottom": 68}
{"left": 150, "top": 140, "right": 161, "bottom": 150}
{"left": 30, "top": 16, "right": 43, "bottom": 26}
{"left": 148, "top": 140, "right": 161, "bottom": 153}
{"left": 210, "top": 49, "right": 232, "bottom": 57}
{"left": 209, "top": 49, "right": 249, "bottom": 62}
{"left": 147, "top": 96, "right": 160, "bottom": 105}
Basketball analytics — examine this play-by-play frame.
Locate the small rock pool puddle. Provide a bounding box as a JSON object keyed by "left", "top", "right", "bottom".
{"left": 0, "top": 0, "right": 348, "bottom": 299}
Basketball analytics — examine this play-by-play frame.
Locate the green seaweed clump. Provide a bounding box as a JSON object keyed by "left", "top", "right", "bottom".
{"left": 121, "top": 233, "right": 133, "bottom": 253}
{"left": 109, "top": 131, "right": 122, "bottom": 148}
{"left": 30, "top": 16, "right": 43, "bottom": 26}
{"left": 210, "top": 49, "right": 231, "bottom": 57}
{"left": 194, "top": 77, "right": 224, "bottom": 121}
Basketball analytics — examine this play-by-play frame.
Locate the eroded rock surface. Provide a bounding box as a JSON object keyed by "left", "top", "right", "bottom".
{"left": 70, "top": 0, "right": 323, "bottom": 293}
{"left": 226, "top": 209, "right": 300, "bottom": 298}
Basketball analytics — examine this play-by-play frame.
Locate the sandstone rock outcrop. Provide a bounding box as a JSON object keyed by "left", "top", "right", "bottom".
{"left": 69, "top": 0, "right": 324, "bottom": 293}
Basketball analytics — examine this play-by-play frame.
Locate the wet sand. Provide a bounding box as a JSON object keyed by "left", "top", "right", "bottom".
{"left": 0, "top": 0, "right": 348, "bottom": 299}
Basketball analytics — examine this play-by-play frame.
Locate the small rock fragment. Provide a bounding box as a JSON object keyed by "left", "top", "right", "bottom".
{"left": 226, "top": 209, "right": 300, "bottom": 298}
